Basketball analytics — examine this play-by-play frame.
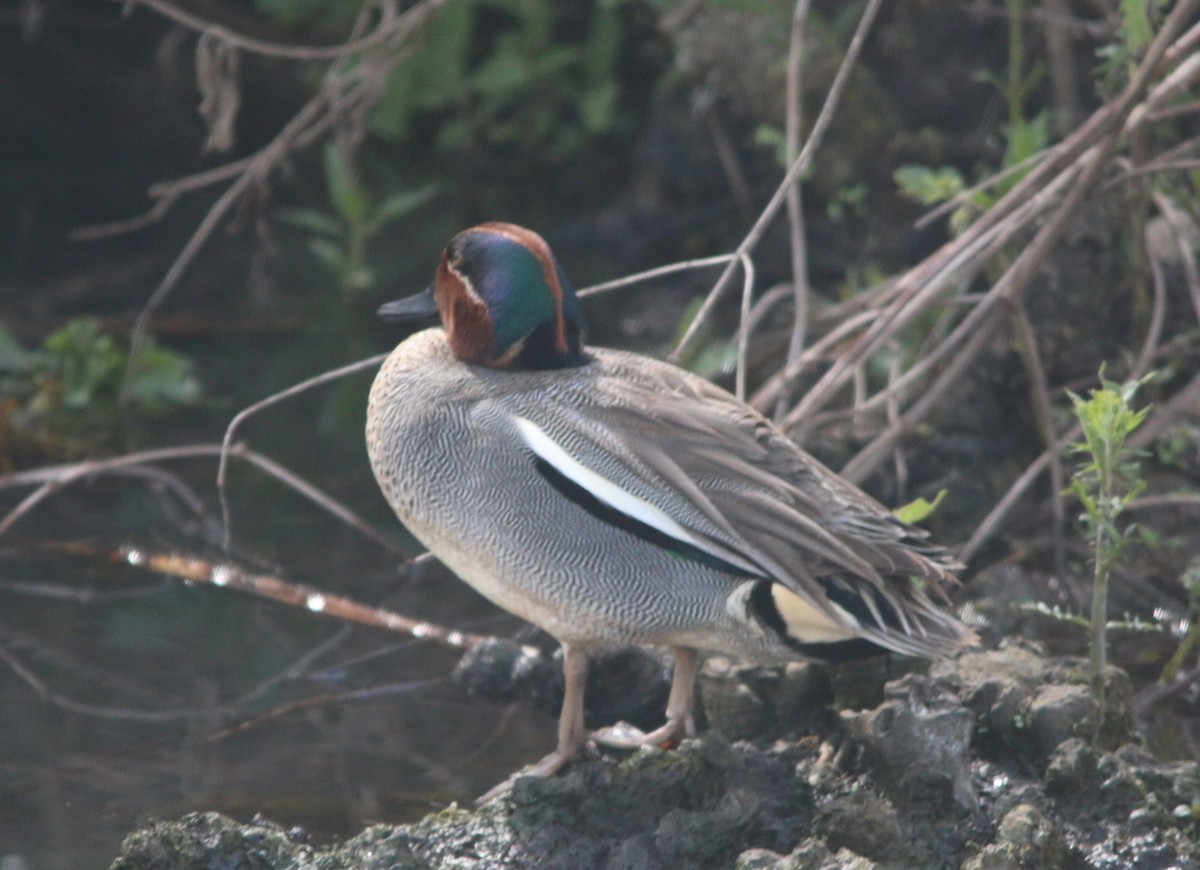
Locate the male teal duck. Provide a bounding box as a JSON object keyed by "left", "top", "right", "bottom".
{"left": 366, "top": 222, "right": 977, "bottom": 794}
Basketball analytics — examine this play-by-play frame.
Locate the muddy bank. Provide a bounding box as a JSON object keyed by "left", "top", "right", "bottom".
{"left": 111, "top": 644, "right": 1199, "bottom": 869}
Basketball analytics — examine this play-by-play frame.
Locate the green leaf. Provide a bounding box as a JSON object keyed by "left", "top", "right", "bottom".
{"left": 277, "top": 208, "right": 345, "bottom": 238}
{"left": 306, "top": 237, "right": 349, "bottom": 275}
{"left": 583, "top": 2, "right": 621, "bottom": 84}
{"left": 473, "top": 38, "right": 533, "bottom": 96}
{"left": 894, "top": 165, "right": 966, "bottom": 206}
{"left": 753, "top": 124, "right": 788, "bottom": 167}
{"left": 1120, "top": 0, "right": 1153, "bottom": 52}
{"left": 323, "top": 144, "right": 369, "bottom": 226}
{"left": 365, "top": 185, "right": 437, "bottom": 235}
{"left": 892, "top": 489, "right": 949, "bottom": 525}
{"left": 579, "top": 81, "right": 618, "bottom": 133}
{"left": 126, "top": 341, "right": 201, "bottom": 408}
{"left": 1003, "top": 112, "right": 1048, "bottom": 172}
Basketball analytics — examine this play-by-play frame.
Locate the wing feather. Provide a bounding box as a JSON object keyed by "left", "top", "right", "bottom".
{"left": 495, "top": 350, "right": 972, "bottom": 654}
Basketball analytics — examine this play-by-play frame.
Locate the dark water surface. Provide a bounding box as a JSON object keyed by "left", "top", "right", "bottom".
{"left": 0, "top": 478, "right": 560, "bottom": 867}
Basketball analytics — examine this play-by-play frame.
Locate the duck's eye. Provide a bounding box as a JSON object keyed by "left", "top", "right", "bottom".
{"left": 446, "top": 243, "right": 464, "bottom": 269}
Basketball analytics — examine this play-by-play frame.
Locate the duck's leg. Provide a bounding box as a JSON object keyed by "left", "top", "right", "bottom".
{"left": 591, "top": 646, "right": 698, "bottom": 748}
{"left": 475, "top": 643, "right": 590, "bottom": 804}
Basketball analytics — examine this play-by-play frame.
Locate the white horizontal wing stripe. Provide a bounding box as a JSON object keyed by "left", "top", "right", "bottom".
{"left": 513, "top": 416, "right": 763, "bottom": 576}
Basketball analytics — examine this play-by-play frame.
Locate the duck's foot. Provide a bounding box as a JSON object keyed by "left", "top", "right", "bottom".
{"left": 473, "top": 744, "right": 588, "bottom": 806}
{"left": 591, "top": 647, "right": 698, "bottom": 750}
{"left": 475, "top": 643, "right": 595, "bottom": 806}
{"left": 590, "top": 716, "right": 691, "bottom": 750}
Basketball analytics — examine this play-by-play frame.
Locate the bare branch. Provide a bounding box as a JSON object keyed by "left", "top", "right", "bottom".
{"left": 109, "top": 0, "right": 403, "bottom": 61}
{"left": 780, "top": 0, "right": 815, "bottom": 420}
{"left": 217, "top": 354, "right": 389, "bottom": 548}
{"left": 669, "top": 0, "right": 886, "bottom": 363}
{"left": 118, "top": 547, "right": 512, "bottom": 654}
{"left": 577, "top": 255, "right": 736, "bottom": 298}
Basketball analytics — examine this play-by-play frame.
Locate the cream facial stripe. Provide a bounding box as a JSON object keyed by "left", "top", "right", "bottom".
{"left": 441, "top": 253, "right": 484, "bottom": 305}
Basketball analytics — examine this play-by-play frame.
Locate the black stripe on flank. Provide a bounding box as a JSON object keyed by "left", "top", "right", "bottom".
{"left": 748, "top": 580, "right": 886, "bottom": 664}
{"left": 531, "top": 456, "right": 758, "bottom": 578}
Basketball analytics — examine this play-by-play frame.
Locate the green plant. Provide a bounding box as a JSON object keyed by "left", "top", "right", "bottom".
{"left": 369, "top": 0, "right": 629, "bottom": 158}
{"left": 894, "top": 0, "right": 1049, "bottom": 228}
{"left": 892, "top": 489, "right": 948, "bottom": 525}
{"left": 0, "top": 319, "right": 200, "bottom": 456}
{"left": 1096, "top": 0, "right": 1161, "bottom": 92}
{"left": 826, "top": 183, "right": 868, "bottom": 222}
{"left": 279, "top": 144, "right": 435, "bottom": 296}
{"left": 1065, "top": 369, "right": 1151, "bottom": 710}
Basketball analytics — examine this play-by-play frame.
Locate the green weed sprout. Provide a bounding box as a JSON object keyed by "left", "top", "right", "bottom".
{"left": 281, "top": 144, "right": 435, "bottom": 296}
{"left": 1066, "top": 370, "right": 1151, "bottom": 709}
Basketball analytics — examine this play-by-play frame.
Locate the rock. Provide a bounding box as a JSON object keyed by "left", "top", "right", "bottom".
{"left": 941, "top": 643, "right": 1134, "bottom": 767}
{"left": 961, "top": 802, "right": 1067, "bottom": 870}
{"left": 1044, "top": 737, "right": 1103, "bottom": 797}
{"left": 814, "top": 789, "right": 905, "bottom": 864}
{"left": 109, "top": 812, "right": 352, "bottom": 870}
{"left": 736, "top": 841, "right": 880, "bottom": 870}
{"left": 840, "top": 674, "right": 976, "bottom": 811}
{"left": 1026, "top": 684, "right": 1097, "bottom": 759}
{"left": 110, "top": 647, "right": 1200, "bottom": 869}
{"left": 698, "top": 656, "right": 831, "bottom": 740}
{"left": 699, "top": 655, "right": 773, "bottom": 739}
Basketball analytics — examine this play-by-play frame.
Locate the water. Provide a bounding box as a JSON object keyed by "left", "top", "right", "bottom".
{"left": 0, "top": 375, "right": 559, "bottom": 868}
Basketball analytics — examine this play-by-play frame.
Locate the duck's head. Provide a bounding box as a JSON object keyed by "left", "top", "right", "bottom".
{"left": 379, "top": 222, "right": 588, "bottom": 370}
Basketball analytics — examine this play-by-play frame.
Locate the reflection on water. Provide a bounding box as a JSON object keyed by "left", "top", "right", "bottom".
{"left": 0, "top": 485, "right": 556, "bottom": 867}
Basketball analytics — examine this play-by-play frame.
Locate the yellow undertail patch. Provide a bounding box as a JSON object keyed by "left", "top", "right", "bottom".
{"left": 770, "top": 584, "right": 860, "bottom": 644}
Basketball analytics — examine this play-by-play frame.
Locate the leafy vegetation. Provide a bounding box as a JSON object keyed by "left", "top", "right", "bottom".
{"left": 254, "top": 0, "right": 635, "bottom": 160}
{"left": 371, "top": 0, "right": 629, "bottom": 156}
{"left": 0, "top": 320, "right": 199, "bottom": 455}
{"left": 892, "top": 489, "right": 948, "bottom": 526}
{"left": 279, "top": 144, "right": 436, "bottom": 296}
{"left": 1065, "top": 370, "right": 1151, "bottom": 711}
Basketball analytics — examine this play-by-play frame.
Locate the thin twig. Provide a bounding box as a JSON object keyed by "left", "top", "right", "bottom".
{"left": 790, "top": 0, "right": 1200, "bottom": 424}
{"left": 1151, "top": 190, "right": 1200, "bottom": 327}
{"left": 118, "top": 547, "right": 506, "bottom": 653}
{"left": 783, "top": 165, "right": 1078, "bottom": 434}
{"left": 669, "top": 0, "right": 885, "bottom": 363}
{"left": 843, "top": 117, "right": 1129, "bottom": 483}
{"left": 960, "top": 428, "right": 1076, "bottom": 564}
{"left": 913, "top": 150, "right": 1046, "bottom": 230}
{"left": 0, "top": 443, "right": 394, "bottom": 551}
{"left": 119, "top": 0, "right": 447, "bottom": 403}
{"left": 1013, "top": 299, "right": 1067, "bottom": 577}
{"left": 237, "top": 449, "right": 398, "bottom": 551}
{"left": 749, "top": 309, "right": 879, "bottom": 412}
{"left": 110, "top": 0, "right": 402, "bottom": 61}
{"left": 959, "top": 244, "right": 1179, "bottom": 564}
{"left": 1129, "top": 493, "right": 1200, "bottom": 510}
{"left": 217, "top": 353, "right": 389, "bottom": 547}
{"left": 0, "top": 642, "right": 237, "bottom": 722}
{"left": 779, "top": 0, "right": 814, "bottom": 419}
{"left": 71, "top": 157, "right": 256, "bottom": 241}
{"left": 1133, "top": 235, "right": 1169, "bottom": 382}
{"left": 577, "top": 254, "right": 736, "bottom": 298}
{"left": 735, "top": 253, "right": 756, "bottom": 401}
{"left": 1111, "top": 157, "right": 1200, "bottom": 184}
{"left": 0, "top": 444, "right": 241, "bottom": 537}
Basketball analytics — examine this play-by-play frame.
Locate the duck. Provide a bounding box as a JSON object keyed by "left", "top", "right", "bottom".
{"left": 366, "top": 221, "right": 977, "bottom": 798}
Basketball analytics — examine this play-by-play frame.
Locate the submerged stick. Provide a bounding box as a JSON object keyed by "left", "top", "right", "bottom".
{"left": 117, "top": 546, "right": 507, "bottom": 654}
